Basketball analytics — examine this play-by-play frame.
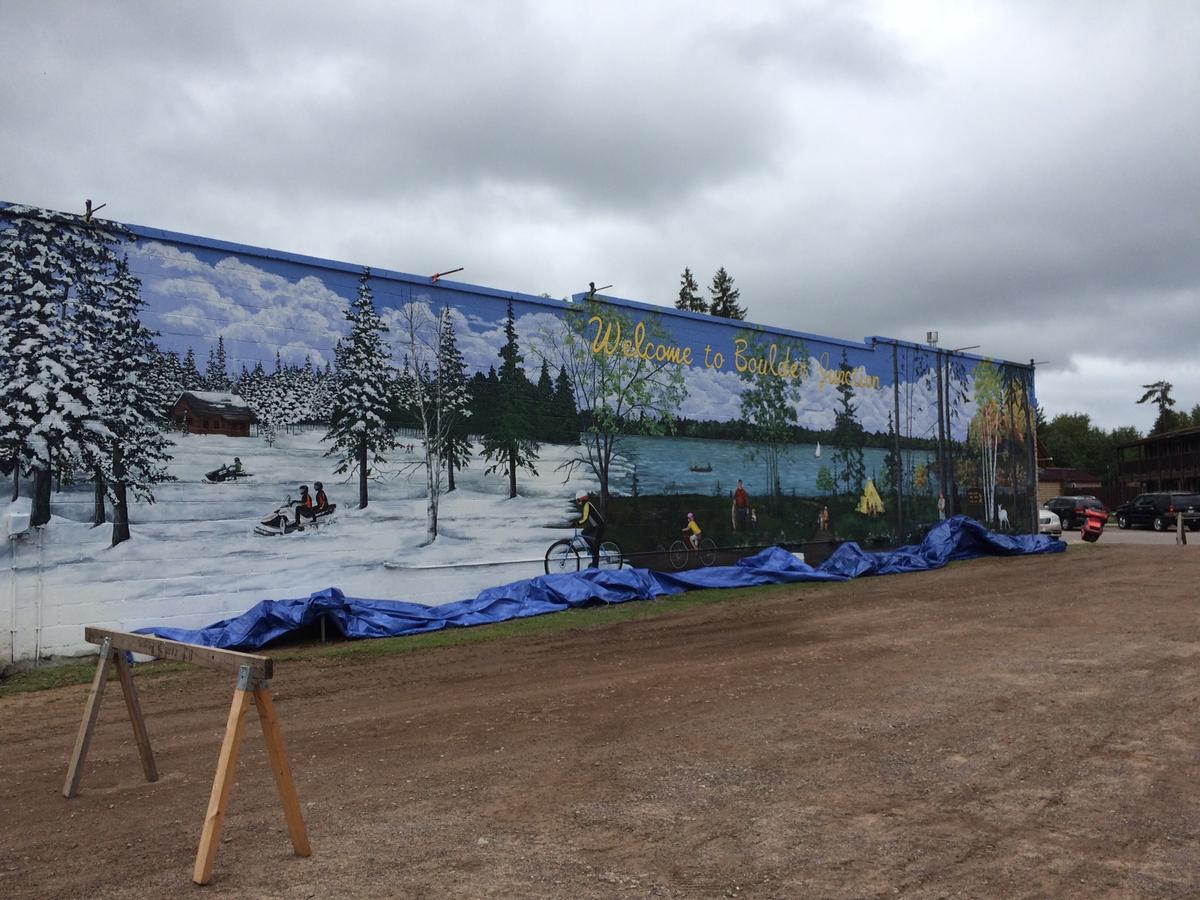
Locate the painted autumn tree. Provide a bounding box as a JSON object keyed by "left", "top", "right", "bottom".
{"left": 737, "top": 331, "right": 806, "bottom": 497}
{"left": 481, "top": 300, "right": 539, "bottom": 498}
{"left": 323, "top": 268, "right": 395, "bottom": 509}
{"left": 533, "top": 298, "right": 687, "bottom": 512}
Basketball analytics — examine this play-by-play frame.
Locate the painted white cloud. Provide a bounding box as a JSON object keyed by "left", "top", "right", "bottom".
{"left": 129, "top": 241, "right": 351, "bottom": 368}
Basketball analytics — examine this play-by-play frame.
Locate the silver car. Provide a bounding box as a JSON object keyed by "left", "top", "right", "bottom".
{"left": 1038, "top": 508, "right": 1063, "bottom": 536}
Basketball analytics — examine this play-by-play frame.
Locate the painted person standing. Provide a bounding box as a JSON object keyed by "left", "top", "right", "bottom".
{"left": 732, "top": 479, "right": 751, "bottom": 531}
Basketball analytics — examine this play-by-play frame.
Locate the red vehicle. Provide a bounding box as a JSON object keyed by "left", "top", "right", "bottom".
{"left": 1043, "top": 495, "right": 1107, "bottom": 530}
{"left": 1080, "top": 508, "right": 1108, "bottom": 543}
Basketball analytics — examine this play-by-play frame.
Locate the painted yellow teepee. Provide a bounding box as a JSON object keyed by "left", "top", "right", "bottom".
{"left": 856, "top": 479, "right": 885, "bottom": 516}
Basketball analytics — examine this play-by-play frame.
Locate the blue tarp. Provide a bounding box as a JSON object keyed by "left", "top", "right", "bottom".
{"left": 139, "top": 516, "right": 1064, "bottom": 651}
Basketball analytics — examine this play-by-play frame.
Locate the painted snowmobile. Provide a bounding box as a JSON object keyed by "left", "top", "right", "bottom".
{"left": 254, "top": 496, "right": 337, "bottom": 536}
{"left": 204, "top": 461, "right": 253, "bottom": 483}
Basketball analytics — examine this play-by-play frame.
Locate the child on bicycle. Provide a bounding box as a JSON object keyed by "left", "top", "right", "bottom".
{"left": 681, "top": 512, "right": 702, "bottom": 550}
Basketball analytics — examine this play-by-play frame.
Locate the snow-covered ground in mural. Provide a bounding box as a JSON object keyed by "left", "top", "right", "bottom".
{"left": 5, "top": 431, "right": 601, "bottom": 658}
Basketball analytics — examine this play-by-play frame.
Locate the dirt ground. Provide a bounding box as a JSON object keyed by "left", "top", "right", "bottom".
{"left": 2, "top": 542, "right": 1199, "bottom": 898}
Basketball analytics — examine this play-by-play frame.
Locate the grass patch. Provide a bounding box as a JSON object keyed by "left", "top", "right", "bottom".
{"left": 0, "top": 658, "right": 192, "bottom": 698}
{"left": 0, "top": 581, "right": 815, "bottom": 696}
{"left": 274, "top": 580, "right": 815, "bottom": 664}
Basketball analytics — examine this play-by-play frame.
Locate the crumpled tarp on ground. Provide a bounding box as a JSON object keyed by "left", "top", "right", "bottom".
{"left": 139, "top": 515, "right": 1064, "bottom": 650}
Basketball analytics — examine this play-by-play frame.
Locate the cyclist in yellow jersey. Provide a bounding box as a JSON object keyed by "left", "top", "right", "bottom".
{"left": 682, "top": 512, "right": 701, "bottom": 550}
{"left": 574, "top": 489, "right": 605, "bottom": 568}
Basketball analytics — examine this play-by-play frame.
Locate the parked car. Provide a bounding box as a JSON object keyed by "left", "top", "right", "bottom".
{"left": 1043, "top": 495, "right": 1107, "bottom": 530}
{"left": 1113, "top": 492, "right": 1200, "bottom": 531}
{"left": 1037, "top": 508, "right": 1063, "bottom": 536}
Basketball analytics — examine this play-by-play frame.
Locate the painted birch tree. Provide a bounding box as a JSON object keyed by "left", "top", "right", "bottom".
{"left": 395, "top": 304, "right": 471, "bottom": 542}
{"left": 532, "top": 298, "right": 687, "bottom": 512}
{"left": 968, "top": 360, "right": 1004, "bottom": 524}
{"left": 736, "top": 331, "right": 806, "bottom": 497}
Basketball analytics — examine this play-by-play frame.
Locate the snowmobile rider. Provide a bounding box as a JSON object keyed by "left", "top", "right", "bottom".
{"left": 294, "top": 484, "right": 317, "bottom": 527}
{"left": 232, "top": 456, "right": 243, "bottom": 474}
{"left": 574, "top": 489, "right": 604, "bottom": 568}
{"left": 314, "top": 481, "right": 329, "bottom": 511}
{"left": 682, "top": 512, "right": 702, "bottom": 550}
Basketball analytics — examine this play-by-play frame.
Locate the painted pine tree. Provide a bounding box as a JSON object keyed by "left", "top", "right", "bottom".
{"left": 552, "top": 364, "right": 579, "bottom": 444}
{"left": 436, "top": 310, "right": 472, "bottom": 494}
{"left": 534, "top": 360, "right": 555, "bottom": 441}
{"left": 98, "top": 257, "right": 173, "bottom": 545}
{"left": 148, "top": 349, "right": 185, "bottom": 421}
{"left": 708, "top": 267, "right": 747, "bottom": 319}
{"left": 181, "top": 347, "right": 203, "bottom": 390}
{"left": 469, "top": 367, "right": 501, "bottom": 437}
{"left": 676, "top": 267, "right": 707, "bottom": 312}
{"left": 830, "top": 351, "right": 867, "bottom": 497}
{"left": 323, "top": 268, "right": 395, "bottom": 509}
{"left": 204, "top": 337, "right": 230, "bottom": 391}
{"left": 482, "top": 300, "right": 539, "bottom": 498}
{"left": 0, "top": 206, "right": 112, "bottom": 525}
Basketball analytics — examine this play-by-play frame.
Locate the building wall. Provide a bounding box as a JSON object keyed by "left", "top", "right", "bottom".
{"left": 2, "top": 207, "right": 1040, "bottom": 664}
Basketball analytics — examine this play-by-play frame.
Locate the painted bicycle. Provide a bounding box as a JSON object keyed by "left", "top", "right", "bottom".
{"left": 544, "top": 531, "right": 624, "bottom": 575}
{"left": 668, "top": 535, "right": 717, "bottom": 570}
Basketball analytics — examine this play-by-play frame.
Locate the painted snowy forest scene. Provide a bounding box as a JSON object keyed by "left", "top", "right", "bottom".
{"left": 1, "top": 204, "right": 1038, "bottom": 658}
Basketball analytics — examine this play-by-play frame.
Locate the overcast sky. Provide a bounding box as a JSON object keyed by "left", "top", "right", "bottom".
{"left": 3, "top": 0, "right": 1197, "bottom": 432}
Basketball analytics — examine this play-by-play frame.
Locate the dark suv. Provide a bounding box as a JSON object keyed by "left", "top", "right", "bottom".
{"left": 1113, "top": 492, "right": 1200, "bottom": 531}
{"left": 1043, "top": 496, "right": 1106, "bottom": 530}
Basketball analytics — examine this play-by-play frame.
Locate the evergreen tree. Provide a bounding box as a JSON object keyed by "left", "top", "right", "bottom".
{"left": 534, "top": 360, "right": 555, "bottom": 441}
{"left": 708, "top": 266, "right": 747, "bottom": 320}
{"left": 181, "top": 347, "right": 203, "bottom": 390}
{"left": 204, "top": 337, "right": 230, "bottom": 391}
{"left": 97, "top": 258, "right": 173, "bottom": 545}
{"left": 148, "top": 349, "right": 184, "bottom": 420}
{"left": 880, "top": 412, "right": 901, "bottom": 503}
{"left": 436, "top": 310, "right": 472, "bottom": 493}
{"left": 0, "top": 205, "right": 113, "bottom": 525}
{"left": 322, "top": 268, "right": 396, "bottom": 508}
{"left": 481, "top": 300, "right": 539, "bottom": 497}
{"left": 1137, "top": 380, "right": 1182, "bottom": 434}
{"left": 469, "top": 368, "right": 500, "bottom": 437}
{"left": 552, "top": 365, "right": 579, "bottom": 444}
{"left": 830, "top": 351, "right": 866, "bottom": 497}
{"left": 675, "top": 267, "right": 706, "bottom": 313}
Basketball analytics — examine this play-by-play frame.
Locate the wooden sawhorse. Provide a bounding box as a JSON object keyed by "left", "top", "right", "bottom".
{"left": 63, "top": 627, "right": 311, "bottom": 885}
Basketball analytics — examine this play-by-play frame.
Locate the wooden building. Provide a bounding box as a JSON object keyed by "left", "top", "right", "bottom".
{"left": 1037, "top": 466, "right": 1103, "bottom": 505}
{"left": 1116, "top": 425, "right": 1200, "bottom": 493}
{"left": 170, "top": 391, "right": 256, "bottom": 437}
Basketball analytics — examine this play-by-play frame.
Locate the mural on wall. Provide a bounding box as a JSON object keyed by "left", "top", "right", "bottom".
{"left": 0, "top": 203, "right": 1037, "bottom": 657}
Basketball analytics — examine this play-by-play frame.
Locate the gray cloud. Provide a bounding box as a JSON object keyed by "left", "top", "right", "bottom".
{"left": 3, "top": 0, "right": 1198, "bottom": 433}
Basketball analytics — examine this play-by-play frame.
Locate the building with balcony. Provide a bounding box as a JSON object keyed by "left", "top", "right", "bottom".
{"left": 1116, "top": 425, "right": 1200, "bottom": 493}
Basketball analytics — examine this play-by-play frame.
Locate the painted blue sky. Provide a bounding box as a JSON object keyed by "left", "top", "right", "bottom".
{"left": 127, "top": 233, "right": 997, "bottom": 441}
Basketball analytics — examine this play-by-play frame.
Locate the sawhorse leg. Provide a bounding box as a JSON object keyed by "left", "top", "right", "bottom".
{"left": 63, "top": 638, "right": 158, "bottom": 798}
{"left": 193, "top": 665, "right": 310, "bottom": 885}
